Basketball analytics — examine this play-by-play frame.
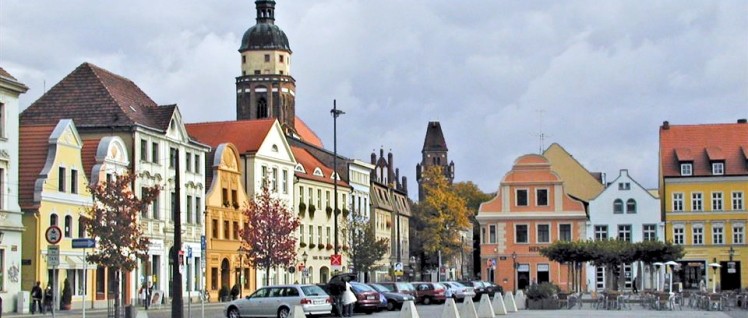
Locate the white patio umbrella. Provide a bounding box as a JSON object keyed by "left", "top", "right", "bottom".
{"left": 665, "top": 261, "right": 679, "bottom": 294}
{"left": 708, "top": 263, "right": 722, "bottom": 293}
{"left": 653, "top": 262, "right": 664, "bottom": 291}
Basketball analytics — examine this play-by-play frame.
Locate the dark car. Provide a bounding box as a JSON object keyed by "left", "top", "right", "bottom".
{"left": 349, "top": 282, "right": 381, "bottom": 314}
{"left": 376, "top": 282, "right": 417, "bottom": 299}
{"left": 411, "top": 282, "right": 447, "bottom": 305}
{"left": 368, "top": 283, "right": 416, "bottom": 311}
{"left": 459, "top": 281, "right": 489, "bottom": 301}
{"left": 482, "top": 281, "right": 503, "bottom": 298}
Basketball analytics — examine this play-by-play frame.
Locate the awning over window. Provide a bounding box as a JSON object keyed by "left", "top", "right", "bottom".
{"left": 61, "top": 255, "right": 98, "bottom": 270}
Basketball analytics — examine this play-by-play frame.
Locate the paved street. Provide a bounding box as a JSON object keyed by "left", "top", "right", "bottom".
{"left": 5, "top": 301, "right": 745, "bottom": 318}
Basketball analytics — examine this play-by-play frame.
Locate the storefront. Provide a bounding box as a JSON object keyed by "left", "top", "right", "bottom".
{"left": 676, "top": 260, "right": 705, "bottom": 290}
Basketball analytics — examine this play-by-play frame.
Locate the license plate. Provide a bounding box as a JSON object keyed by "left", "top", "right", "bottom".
{"left": 367, "top": 296, "right": 375, "bottom": 300}
{"left": 313, "top": 299, "right": 325, "bottom": 304}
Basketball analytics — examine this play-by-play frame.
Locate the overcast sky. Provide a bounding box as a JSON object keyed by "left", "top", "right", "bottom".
{"left": 2, "top": 0, "right": 747, "bottom": 199}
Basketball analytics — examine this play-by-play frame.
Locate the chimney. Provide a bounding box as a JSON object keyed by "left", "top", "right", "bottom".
{"left": 662, "top": 121, "right": 670, "bottom": 130}
{"left": 738, "top": 118, "right": 747, "bottom": 124}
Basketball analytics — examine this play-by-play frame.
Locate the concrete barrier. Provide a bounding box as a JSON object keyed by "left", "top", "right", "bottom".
{"left": 400, "top": 300, "right": 420, "bottom": 318}
{"left": 476, "top": 294, "right": 494, "bottom": 318}
{"left": 503, "top": 292, "right": 517, "bottom": 313}
{"left": 290, "top": 305, "right": 306, "bottom": 318}
{"left": 440, "top": 298, "right": 460, "bottom": 318}
{"left": 459, "top": 296, "right": 478, "bottom": 318}
{"left": 492, "top": 293, "right": 507, "bottom": 315}
{"left": 514, "top": 291, "right": 525, "bottom": 310}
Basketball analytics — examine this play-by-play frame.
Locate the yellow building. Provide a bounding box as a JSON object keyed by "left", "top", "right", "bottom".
{"left": 659, "top": 119, "right": 747, "bottom": 291}
{"left": 20, "top": 120, "right": 96, "bottom": 309}
{"left": 202, "top": 143, "right": 254, "bottom": 301}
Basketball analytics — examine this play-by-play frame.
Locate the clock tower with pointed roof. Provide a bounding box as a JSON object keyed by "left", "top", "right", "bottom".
{"left": 416, "top": 121, "right": 455, "bottom": 201}
{"left": 236, "top": 0, "right": 297, "bottom": 135}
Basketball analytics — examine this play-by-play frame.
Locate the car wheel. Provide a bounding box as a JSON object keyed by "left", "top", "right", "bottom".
{"left": 278, "top": 306, "right": 290, "bottom": 318}
{"left": 423, "top": 297, "right": 431, "bottom": 305}
{"left": 386, "top": 301, "right": 395, "bottom": 311}
{"left": 227, "top": 307, "right": 240, "bottom": 318}
{"left": 365, "top": 309, "right": 374, "bottom": 315}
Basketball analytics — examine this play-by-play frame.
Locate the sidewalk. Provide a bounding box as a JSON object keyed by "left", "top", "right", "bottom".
{"left": 3, "top": 301, "right": 225, "bottom": 318}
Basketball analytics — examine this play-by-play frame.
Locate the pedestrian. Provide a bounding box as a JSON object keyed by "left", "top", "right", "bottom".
{"left": 43, "top": 283, "right": 53, "bottom": 313}
{"left": 139, "top": 283, "right": 147, "bottom": 306}
{"left": 342, "top": 282, "right": 357, "bottom": 317}
{"left": 31, "top": 281, "right": 43, "bottom": 314}
{"left": 145, "top": 281, "right": 152, "bottom": 310}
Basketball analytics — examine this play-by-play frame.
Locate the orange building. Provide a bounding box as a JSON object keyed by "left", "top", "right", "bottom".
{"left": 476, "top": 154, "right": 587, "bottom": 293}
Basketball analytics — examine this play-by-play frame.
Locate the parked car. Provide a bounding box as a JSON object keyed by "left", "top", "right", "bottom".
{"left": 482, "top": 281, "right": 503, "bottom": 297}
{"left": 411, "top": 282, "right": 447, "bottom": 305}
{"left": 441, "top": 281, "right": 475, "bottom": 302}
{"left": 376, "top": 282, "right": 417, "bottom": 298}
{"left": 458, "top": 281, "right": 488, "bottom": 301}
{"left": 223, "top": 284, "right": 331, "bottom": 318}
{"left": 368, "top": 283, "right": 416, "bottom": 311}
{"left": 349, "top": 282, "right": 382, "bottom": 314}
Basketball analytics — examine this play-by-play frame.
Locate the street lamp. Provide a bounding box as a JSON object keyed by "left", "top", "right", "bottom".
{"left": 302, "top": 251, "right": 309, "bottom": 283}
{"left": 511, "top": 251, "right": 517, "bottom": 294}
{"left": 409, "top": 256, "right": 416, "bottom": 282}
{"left": 238, "top": 246, "right": 247, "bottom": 298}
{"left": 728, "top": 246, "right": 735, "bottom": 262}
{"left": 331, "top": 100, "right": 345, "bottom": 261}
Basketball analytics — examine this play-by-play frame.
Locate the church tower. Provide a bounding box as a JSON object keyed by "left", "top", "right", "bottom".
{"left": 236, "top": 0, "right": 297, "bottom": 134}
{"left": 416, "top": 121, "right": 455, "bottom": 201}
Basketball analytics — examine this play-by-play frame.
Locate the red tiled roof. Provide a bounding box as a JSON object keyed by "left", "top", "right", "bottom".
{"left": 660, "top": 121, "right": 748, "bottom": 177}
{"left": 81, "top": 138, "right": 102, "bottom": 182}
{"left": 20, "top": 62, "right": 174, "bottom": 130}
{"left": 295, "top": 116, "right": 323, "bottom": 148}
{"left": 19, "top": 124, "right": 57, "bottom": 210}
{"left": 185, "top": 119, "right": 275, "bottom": 153}
{"left": 674, "top": 148, "right": 693, "bottom": 161}
{"left": 292, "top": 146, "right": 348, "bottom": 187}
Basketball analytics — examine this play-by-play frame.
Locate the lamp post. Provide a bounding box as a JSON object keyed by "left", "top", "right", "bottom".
{"left": 728, "top": 246, "right": 735, "bottom": 262}
{"left": 238, "top": 246, "right": 247, "bottom": 298}
{"left": 708, "top": 258, "right": 721, "bottom": 293}
{"left": 665, "top": 261, "right": 678, "bottom": 294}
{"left": 409, "top": 256, "right": 416, "bottom": 282}
{"left": 511, "top": 251, "right": 517, "bottom": 294}
{"left": 302, "top": 251, "right": 308, "bottom": 284}
{"left": 331, "top": 100, "right": 345, "bottom": 263}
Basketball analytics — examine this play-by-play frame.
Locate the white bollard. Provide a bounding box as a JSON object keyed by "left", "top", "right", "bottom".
{"left": 459, "top": 296, "right": 478, "bottom": 318}
{"left": 476, "top": 294, "right": 495, "bottom": 318}
{"left": 440, "top": 298, "right": 460, "bottom": 318}
{"left": 514, "top": 291, "right": 525, "bottom": 310}
{"left": 400, "top": 300, "right": 421, "bottom": 318}
{"left": 503, "top": 292, "right": 517, "bottom": 312}
{"left": 289, "top": 305, "right": 306, "bottom": 318}
{"left": 492, "top": 293, "right": 507, "bottom": 315}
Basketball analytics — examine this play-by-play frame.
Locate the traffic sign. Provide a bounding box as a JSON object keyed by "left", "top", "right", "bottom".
{"left": 47, "top": 245, "right": 60, "bottom": 267}
{"left": 187, "top": 246, "right": 193, "bottom": 258}
{"left": 201, "top": 235, "right": 206, "bottom": 250}
{"left": 72, "top": 238, "right": 96, "bottom": 249}
{"left": 45, "top": 226, "right": 62, "bottom": 244}
{"left": 331, "top": 254, "right": 342, "bottom": 271}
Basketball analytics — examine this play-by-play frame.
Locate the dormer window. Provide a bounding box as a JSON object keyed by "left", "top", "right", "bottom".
{"left": 618, "top": 182, "right": 631, "bottom": 190}
{"left": 680, "top": 163, "right": 693, "bottom": 176}
{"left": 712, "top": 162, "right": 724, "bottom": 175}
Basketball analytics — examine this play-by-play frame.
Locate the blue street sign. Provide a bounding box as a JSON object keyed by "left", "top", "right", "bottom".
{"left": 187, "top": 246, "right": 193, "bottom": 258}
{"left": 71, "top": 238, "right": 96, "bottom": 249}
{"left": 201, "top": 235, "right": 206, "bottom": 250}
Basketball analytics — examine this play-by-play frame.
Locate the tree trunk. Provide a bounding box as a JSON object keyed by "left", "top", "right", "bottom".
{"left": 265, "top": 266, "right": 270, "bottom": 287}
{"left": 114, "top": 269, "right": 121, "bottom": 318}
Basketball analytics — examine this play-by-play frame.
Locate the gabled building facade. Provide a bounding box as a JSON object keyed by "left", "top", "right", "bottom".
{"left": 0, "top": 67, "right": 28, "bottom": 312}
{"left": 659, "top": 119, "right": 747, "bottom": 291}
{"left": 202, "top": 143, "right": 254, "bottom": 301}
{"left": 586, "top": 169, "right": 662, "bottom": 291}
{"left": 20, "top": 62, "right": 210, "bottom": 305}
{"left": 477, "top": 154, "right": 587, "bottom": 293}
{"left": 186, "top": 119, "right": 296, "bottom": 287}
{"left": 20, "top": 120, "right": 95, "bottom": 309}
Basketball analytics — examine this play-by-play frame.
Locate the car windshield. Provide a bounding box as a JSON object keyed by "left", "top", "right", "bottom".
{"left": 434, "top": 283, "right": 446, "bottom": 289}
{"left": 351, "top": 283, "right": 375, "bottom": 292}
{"left": 449, "top": 282, "right": 465, "bottom": 288}
{"left": 396, "top": 283, "right": 415, "bottom": 291}
{"left": 369, "top": 284, "right": 388, "bottom": 293}
{"left": 300, "top": 285, "right": 327, "bottom": 297}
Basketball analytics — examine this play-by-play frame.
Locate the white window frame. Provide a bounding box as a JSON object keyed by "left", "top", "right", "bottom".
{"left": 559, "top": 223, "right": 572, "bottom": 241}
{"left": 692, "top": 224, "right": 704, "bottom": 245}
{"left": 732, "top": 223, "right": 744, "bottom": 244}
{"left": 617, "top": 224, "right": 632, "bottom": 242}
{"left": 712, "top": 224, "right": 724, "bottom": 245}
{"left": 692, "top": 192, "right": 703, "bottom": 211}
{"left": 594, "top": 225, "right": 608, "bottom": 241}
{"left": 489, "top": 224, "right": 497, "bottom": 243}
{"left": 643, "top": 224, "right": 657, "bottom": 241}
{"left": 680, "top": 163, "right": 693, "bottom": 176}
{"left": 732, "top": 191, "right": 744, "bottom": 211}
{"left": 712, "top": 192, "right": 723, "bottom": 211}
{"left": 673, "top": 225, "right": 685, "bottom": 245}
{"left": 535, "top": 188, "right": 549, "bottom": 206}
{"left": 536, "top": 223, "right": 550, "bottom": 243}
{"left": 712, "top": 162, "right": 724, "bottom": 175}
{"left": 672, "top": 192, "right": 684, "bottom": 212}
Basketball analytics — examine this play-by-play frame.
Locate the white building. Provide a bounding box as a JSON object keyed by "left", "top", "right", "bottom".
{"left": 587, "top": 169, "right": 663, "bottom": 291}
{"left": 0, "top": 67, "right": 28, "bottom": 313}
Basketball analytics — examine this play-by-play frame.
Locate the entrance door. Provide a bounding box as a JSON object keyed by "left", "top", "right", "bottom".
{"left": 720, "top": 261, "right": 741, "bottom": 290}
{"left": 517, "top": 264, "right": 530, "bottom": 290}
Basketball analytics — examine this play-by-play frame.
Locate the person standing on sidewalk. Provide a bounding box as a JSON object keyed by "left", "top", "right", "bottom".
{"left": 341, "top": 282, "right": 357, "bottom": 317}
{"left": 31, "top": 281, "right": 43, "bottom": 314}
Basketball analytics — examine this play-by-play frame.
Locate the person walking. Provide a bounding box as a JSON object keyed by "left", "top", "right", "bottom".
{"left": 43, "top": 283, "right": 53, "bottom": 313}
{"left": 342, "top": 282, "right": 357, "bottom": 317}
{"left": 30, "top": 281, "right": 43, "bottom": 314}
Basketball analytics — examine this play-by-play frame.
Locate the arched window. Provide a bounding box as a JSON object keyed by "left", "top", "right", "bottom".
{"left": 626, "top": 199, "right": 637, "bottom": 213}
{"left": 50, "top": 214, "right": 58, "bottom": 226}
{"left": 78, "top": 217, "right": 86, "bottom": 238}
{"left": 257, "top": 98, "right": 268, "bottom": 118}
{"left": 613, "top": 199, "right": 623, "bottom": 214}
{"left": 64, "top": 215, "right": 72, "bottom": 237}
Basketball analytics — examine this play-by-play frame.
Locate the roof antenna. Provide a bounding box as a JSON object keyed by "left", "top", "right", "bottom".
{"left": 535, "top": 109, "right": 550, "bottom": 154}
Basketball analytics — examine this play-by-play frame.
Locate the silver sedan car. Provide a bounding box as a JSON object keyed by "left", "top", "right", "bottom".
{"left": 224, "top": 284, "right": 332, "bottom": 318}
